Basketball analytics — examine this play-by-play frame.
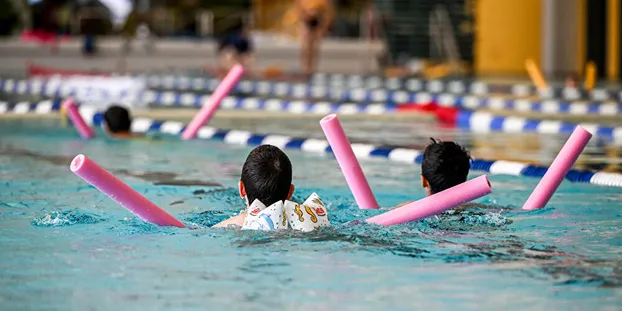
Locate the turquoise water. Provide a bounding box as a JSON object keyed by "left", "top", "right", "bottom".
{"left": 1, "top": 119, "right": 622, "bottom": 310}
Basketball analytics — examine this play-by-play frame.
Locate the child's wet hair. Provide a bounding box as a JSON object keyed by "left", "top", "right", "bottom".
{"left": 241, "top": 145, "right": 292, "bottom": 206}
{"left": 422, "top": 138, "right": 471, "bottom": 194}
{"left": 103, "top": 106, "right": 132, "bottom": 134}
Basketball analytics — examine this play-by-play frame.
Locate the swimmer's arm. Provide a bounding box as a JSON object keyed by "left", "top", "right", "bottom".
{"left": 393, "top": 201, "right": 413, "bottom": 209}
{"left": 213, "top": 213, "right": 245, "bottom": 228}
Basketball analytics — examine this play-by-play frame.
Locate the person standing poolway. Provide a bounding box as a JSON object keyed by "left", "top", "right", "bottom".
{"left": 294, "top": 0, "right": 334, "bottom": 76}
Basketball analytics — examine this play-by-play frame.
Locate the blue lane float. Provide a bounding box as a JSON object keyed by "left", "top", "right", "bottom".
{"left": 309, "top": 73, "right": 620, "bottom": 101}
{"left": 3, "top": 78, "right": 622, "bottom": 116}
{"left": 0, "top": 97, "right": 398, "bottom": 116}
{"left": 1, "top": 99, "right": 621, "bottom": 187}
{"left": 102, "top": 114, "right": 622, "bottom": 188}
{"left": 141, "top": 73, "right": 620, "bottom": 101}
{"left": 437, "top": 95, "right": 622, "bottom": 116}
{"left": 142, "top": 73, "right": 620, "bottom": 101}
{"left": 1, "top": 99, "right": 620, "bottom": 143}
{"left": 455, "top": 110, "right": 622, "bottom": 140}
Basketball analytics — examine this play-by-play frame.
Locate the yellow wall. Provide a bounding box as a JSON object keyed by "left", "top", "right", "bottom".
{"left": 253, "top": 0, "right": 294, "bottom": 31}
{"left": 607, "top": 0, "right": 620, "bottom": 80}
{"left": 475, "top": 0, "right": 542, "bottom": 74}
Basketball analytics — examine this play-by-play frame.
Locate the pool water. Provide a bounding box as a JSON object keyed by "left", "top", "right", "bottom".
{"left": 1, "top": 119, "right": 622, "bottom": 310}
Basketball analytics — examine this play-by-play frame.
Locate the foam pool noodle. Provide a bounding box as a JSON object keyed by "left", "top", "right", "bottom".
{"left": 63, "top": 99, "right": 95, "bottom": 139}
{"left": 181, "top": 64, "right": 245, "bottom": 140}
{"left": 522, "top": 126, "right": 592, "bottom": 210}
{"left": 367, "top": 175, "right": 492, "bottom": 226}
{"left": 70, "top": 154, "right": 186, "bottom": 228}
{"left": 320, "top": 114, "right": 379, "bottom": 209}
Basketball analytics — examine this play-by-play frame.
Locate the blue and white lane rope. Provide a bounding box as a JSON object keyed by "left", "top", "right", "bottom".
{"left": 141, "top": 75, "right": 618, "bottom": 102}
{"left": 96, "top": 115, "right": 621, "bottom": 188}
{"left": 145, "top": 80, "right": 622, "bottom": 115}
{"left": 310, "top": 73, "right": 619, "bottom": 101}
{"left": 4, "top": 78, "right": 622, "bottom": 116}
{"left": 0, "top": 99, "right": 62, "bottom": 114}
{"left": 0, "top": 96, "right": 396, "bottom": 116}
{"left": 2, "top": 100, "right": 621, "bottom": 187}
{"left": 1, "top": 77, "right": 412, "bottom": 103}
{"left": 1, "top": 99, "right": 620, "bottom": 143}
{"left": 456, "top": 110, "right": 622, "bottom": 140}
{"left": 147, "top": 94, "right": 396, "bottom": 115}
{"left": 437, "top": 94, "right": 622, "bottom": 116}
{"left": 146, "top": 73, "right": 619, "bottom": 100}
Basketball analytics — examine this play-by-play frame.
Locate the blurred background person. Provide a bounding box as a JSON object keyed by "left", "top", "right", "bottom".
{"left": 294, "top": 0, "right": 334, "bottom": 76}
{"left": 217, "top": 21, "right": 253, "bottom": 73}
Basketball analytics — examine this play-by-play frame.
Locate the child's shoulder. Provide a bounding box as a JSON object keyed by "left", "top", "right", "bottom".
{"left": 242, "top": 193, "right": 330, "bottom": 232}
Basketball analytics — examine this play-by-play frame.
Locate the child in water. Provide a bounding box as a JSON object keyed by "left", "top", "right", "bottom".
{"left": 420, "top": 138, "right": 471, "bottom": 196}
{"left": 396, "top": 138, "right": 471, "bottom": 208}
{"left": 103, "top": 105, "right": 141, "bottom": 139}
{"left": 214, "top": 145, "right": 329, "bottom": 231}
{"left": 214, "top": 145, "right": 295, "bottom": 228}
{"left": 217, "top": 23, "right": 254, "bottom": 72}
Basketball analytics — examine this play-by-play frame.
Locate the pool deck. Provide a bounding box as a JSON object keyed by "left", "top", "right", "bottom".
{"left": 0, "top": 36, "right": 383, "bottom": 76}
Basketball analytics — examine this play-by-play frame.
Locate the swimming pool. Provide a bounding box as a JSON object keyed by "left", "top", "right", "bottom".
{"left": 1, "top": 117, "right": 621, "bottom": 310}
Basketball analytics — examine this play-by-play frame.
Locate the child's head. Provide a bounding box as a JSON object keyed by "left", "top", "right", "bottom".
{"left": 421, "top": 139, "right": 471, "bottom": 195}
{"left": 103, "top": 105, "right": 132, "bottom": 134}
{"left": 240, "top": 145, "right": 294, "bottom": 207}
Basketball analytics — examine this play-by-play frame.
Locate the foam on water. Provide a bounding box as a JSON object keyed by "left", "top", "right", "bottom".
{"left": 31, "top": 210, "right": 107, "bottom": 227}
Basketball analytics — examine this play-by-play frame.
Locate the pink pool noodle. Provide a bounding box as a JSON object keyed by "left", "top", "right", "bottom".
{"left": 320, "top": 114, "right": 379, "bottom": 209}
{"left": 522, "top": 126, "right": 592, "bottom": 211}
{"left": 70, "top": 154, "right": 186, "bottom": 228}
{"left": 367, "top": 175, "right": 492, "bottom": 226}
{"left": 63, "top": 99, "right": 95, "bottom": 139}
{"left": 181, "top": 64, "right": 245, "bottom": 140}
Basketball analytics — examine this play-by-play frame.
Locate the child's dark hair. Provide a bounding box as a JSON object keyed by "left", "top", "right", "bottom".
{"left": 421, "top": 138, "right": 471, "bottom": 194}
{"left": 103, "top": 106, "right": 132, "bottom": 133}
{"left": 241, "top": 145, "right": 292, "bottom": 206}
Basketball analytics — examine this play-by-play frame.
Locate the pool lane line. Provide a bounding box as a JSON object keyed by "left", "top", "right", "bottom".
{"left": 143, "top": 73, "right": 617, "bottom": 101}
{"left": 308, "top": 73, "right": 618, "bottom": 101}
{"left": 3, "top": 77, "right": 622, "bottom": 116}
{"left": 2, "top": 100, "right": 620, "bottom": 187}
{"left": 1, "top": 99, "right": 620, "bottom": 141}
{"left": 95, "top": 113, "right": 622, "bottom": 188}
{"left": 24, "top": 64, "right": 616, "bottom": 100}
{"left": 144, "top": 83, "right": 622, "bottom": 116}
{"left": 142, "top": 73, "right": 616, "bottom": 101}
{"left": 146, "top": 81, "right": 622, "bottom": 116}
{"left": 1, "top": 99, "right": 620, "bottom": 142}
{"left": 454, "top": 110, "right": 622, "bottom": 140}
{"left": 0, "top": 97, "right": 399, "bottom": 116}
{"left": 0, "top": 99, "right": 62, "bottom": 114}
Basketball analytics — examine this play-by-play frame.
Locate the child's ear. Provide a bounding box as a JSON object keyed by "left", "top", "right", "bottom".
{"left": 421, "top": 175, "right": 431, "bottom": 196}
{"left": 238, "top": 181, "right": 246, "bottom": 198}
{"left": 421, "top": 175, "right": 429, "bottom": 189}
{"left": 287, "top": 184, "right": 295, "bottom": 200}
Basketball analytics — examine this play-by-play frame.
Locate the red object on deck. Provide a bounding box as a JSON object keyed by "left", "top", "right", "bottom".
{"left": 396, "top": 101, "right": 460, "bottom": 126}
{"left": 27, "top": 62, "right": 110, "bottom": 78}
{"left": 434, "top": 106, "right": 460, "bottom": 125}
{"left": 21, "top": 30, "right": 69, "bottom": 44}
{"left": 396, "top": 102, "right": 438, "bottom": 113}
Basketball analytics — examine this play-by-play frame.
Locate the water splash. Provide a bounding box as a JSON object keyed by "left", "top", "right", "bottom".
{"left": 32, "top": 210, "right": 106, "bottom": 227}
{"left": 184, "top": 210, "right": 235, "bottom": 228}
